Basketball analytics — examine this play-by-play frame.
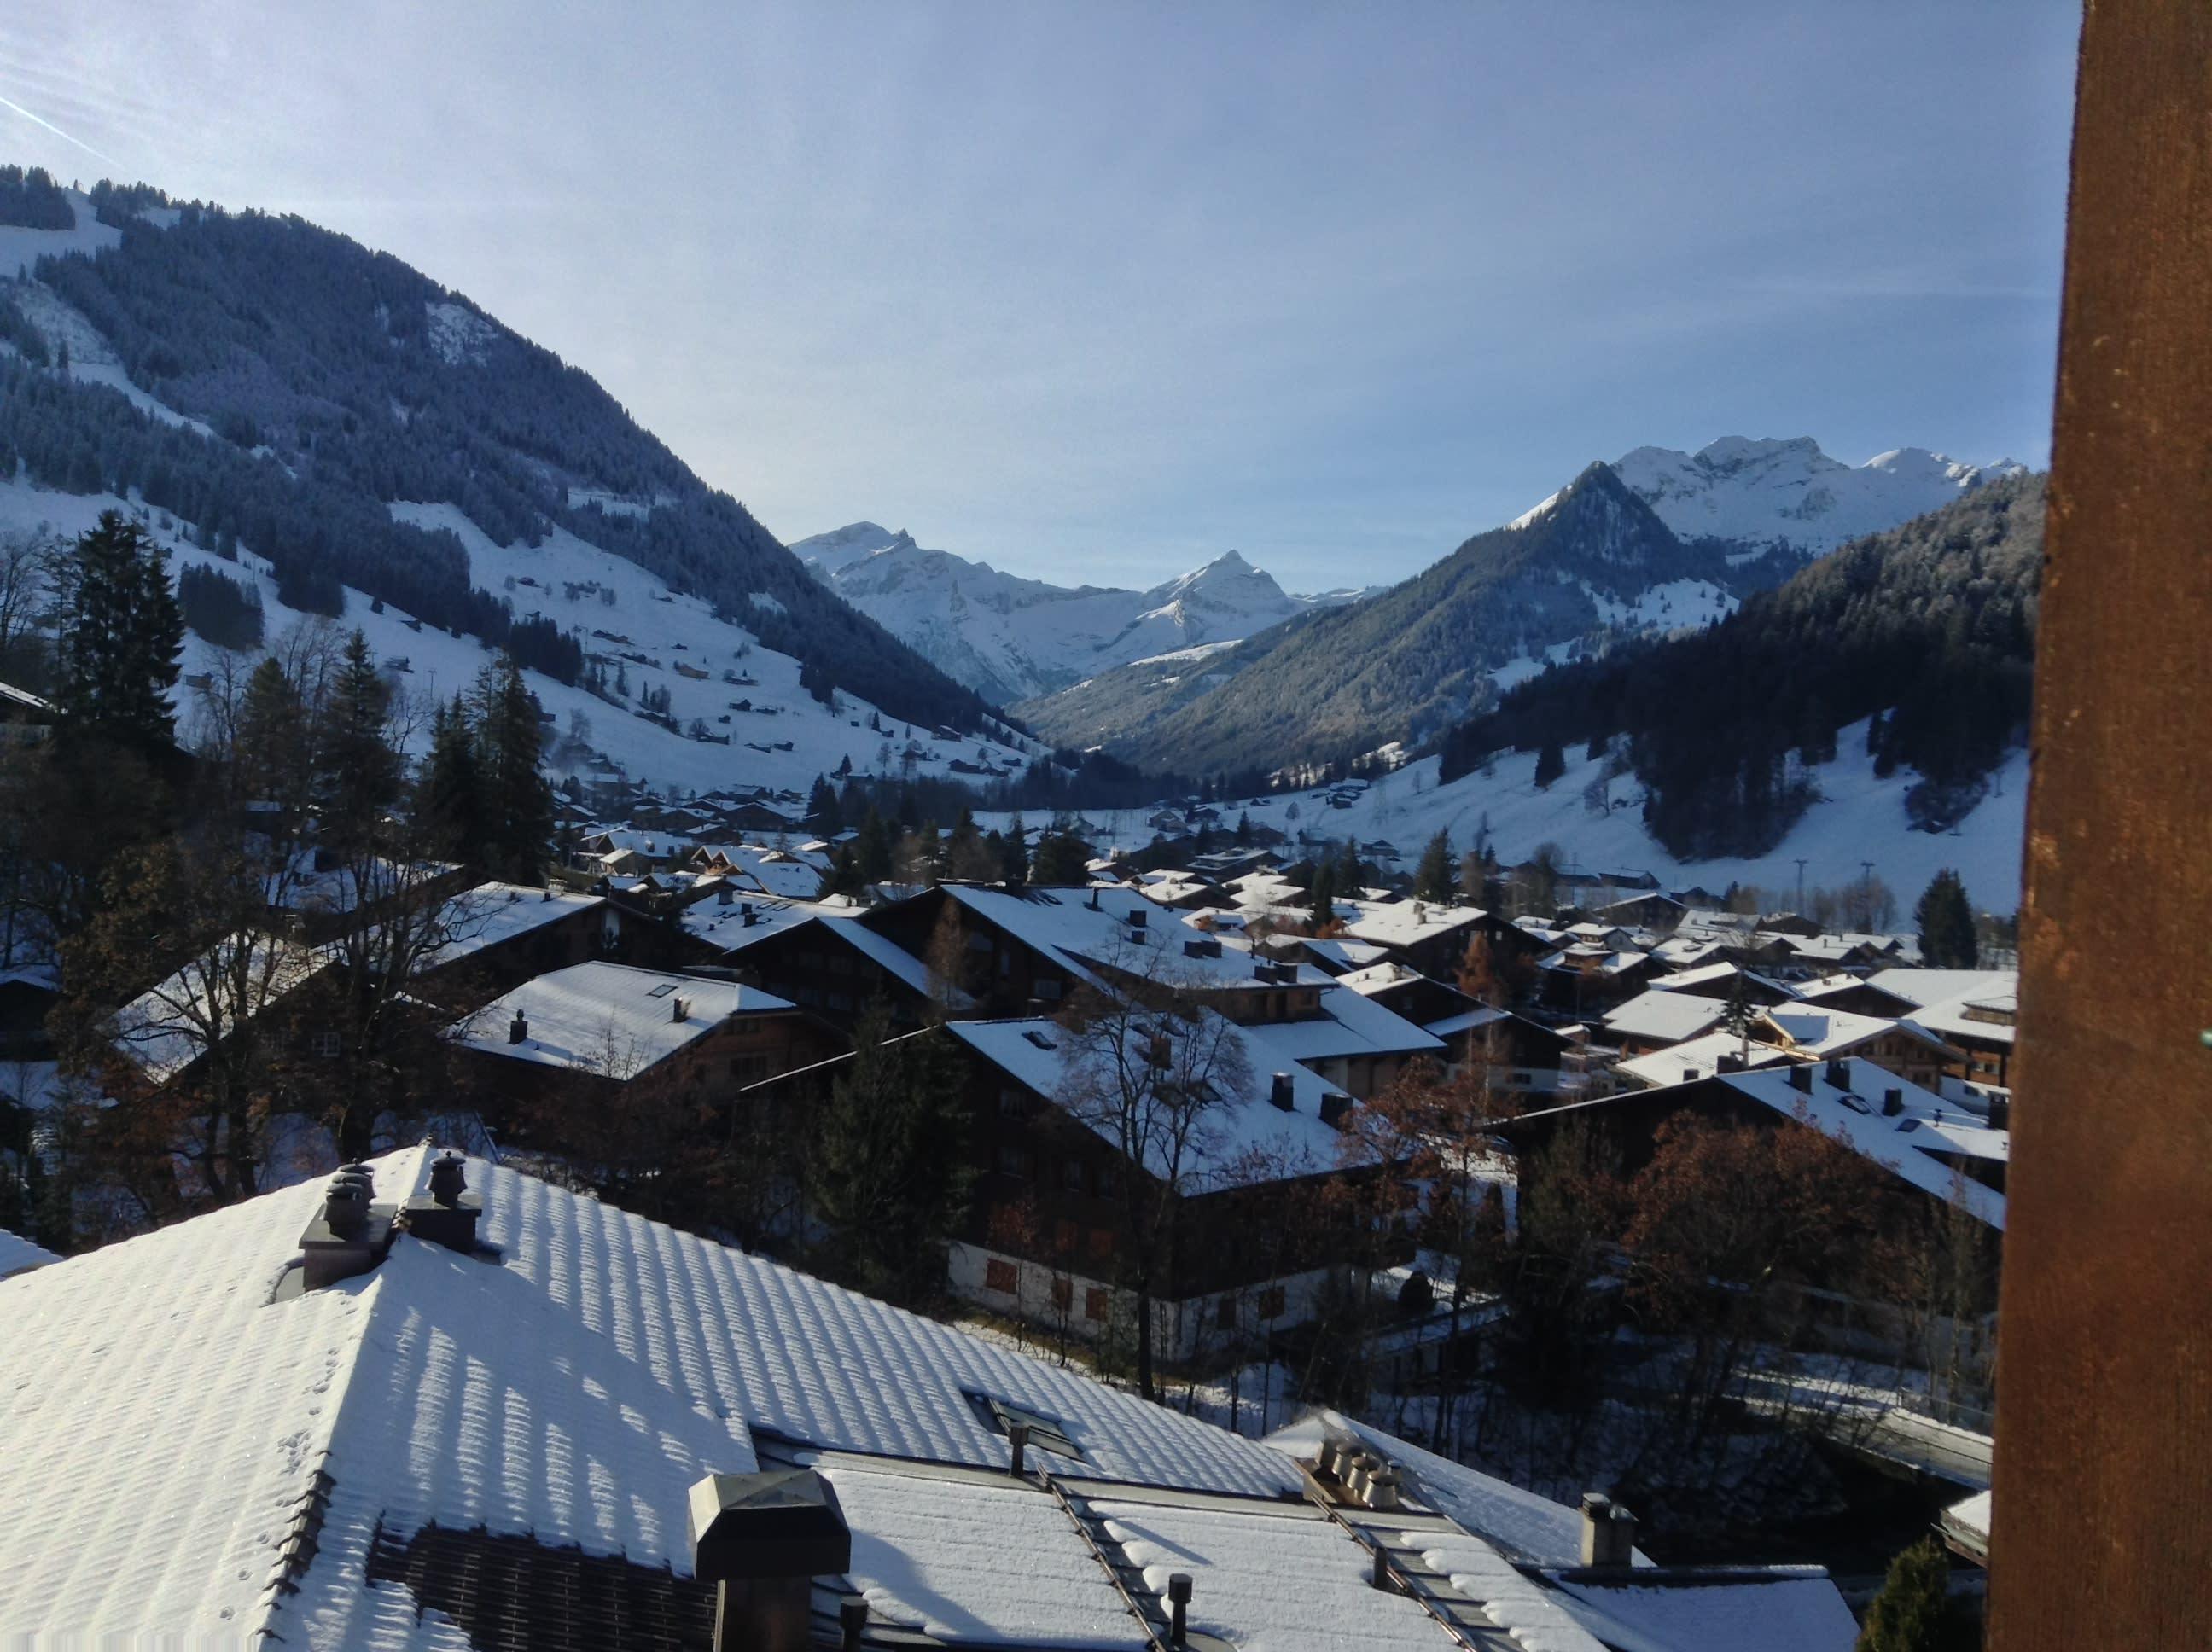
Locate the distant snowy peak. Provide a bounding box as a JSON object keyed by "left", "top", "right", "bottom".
{"left": 790, "top": 526, "right": 1349, "bottom": 705}
{"left": 1604, "top": 436, "right": 2024, "bottom": 557}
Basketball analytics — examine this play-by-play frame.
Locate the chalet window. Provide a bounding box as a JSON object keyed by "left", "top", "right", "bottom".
{"left": 1062, "top": 1158, "right": 1087, "bottom": 1193}
{"left": 1085, "top": 1287, "right": 1109, "bottom": 1323}
{"left": 1035, "top": 978, "right": 1062, "bottom": 1002}
{"left": 998, "top": 951, "right": 1012, "bottom": 980}
{"left": 998, "top": 1087, "right": 1027, "bottom": 1117}
{"left": 996, "top": 1143, "right": 1032, "bottom": 1180}
{"left": 309, "top": 1031, "right": 342, "bottom": 1060}
{"left": 1054, "top": 1218, "right": 1078, "bottom": 1255}
{"left": 1087, "top": 1226, "right": 1115, "bottom": 1260}
{"left": 1097, "top": 1164, "right": 1120, "bottom": 1199}
{"left": 1050, "top": 1277, "right": 1073, "bottom": 1312}
{"left": 1215, "top": 1294, "right": 1238, "bottom": 1330}
{"left": 984, "top": 1257, "right": 1018, "bottom": 1294}
{"left": 1511, "top": 1070, "right": 1533, "bottom": 1085}
{"left": 1260, "top": 1286, "right": 1287, "bottom": 1320}
{"left": 967, "top": 932, "right": 993, "bottom": 953}
{"left": 729, "top": 1054, "right": 771, "bottom": 1085}
{"left": 826, "top": 992, "right": 853, "bottom": 1013}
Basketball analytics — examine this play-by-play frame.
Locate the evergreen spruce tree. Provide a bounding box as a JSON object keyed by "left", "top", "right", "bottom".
{"left": 1000, "top": 811, "right": 1028, "bottom": 890}
{"left": 473, "top": 658, "right": 554, "bottom": 882}
{"left": 316, "top": 631, "right": 399, "bottom": 852}
{"left": 1031, "top": 831, "right": 1087, "bottom": 886}
{"left": 235, "top": 655, "right": 311, "bottom": 820}
{"left": 806, "top": 1001, "right": 974, "bottom": 1304}
{"left": 58, "top": 511, "right": 183, "bottom": 748}
{"left": 806, "top": 775, "right": 842, "bottom": 834}
{"left": 1336, "top": 838, "right": 1362, "bottom": 899}
{"left": 1533, "top": 737, "right": 1566, "bottom": 790}
{"left": 1914, "top": 869, "right": 1979, "bottom": 968}
{"left": 1854, "top": 1536, "right": 1961, "bottom": 1652}
{"left": 1414, "top": 829, "right": 1455, "bottom": 903}
{"left": 1310, "top": 862, "right": 1336, "bottom": 928}
{"left": 422, "top": 695, "right": 486, "bottom": 863}
{"left": 854, "top": 808, "right": 896, "bottom": 886}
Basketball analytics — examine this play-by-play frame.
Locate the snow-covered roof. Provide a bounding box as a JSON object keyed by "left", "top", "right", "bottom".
{"left": 947, "top": 1015, "right": 1348, "bottom": 1189}
{"left": 1866, "top": 968, "right": 2017, "bottom": 1010}
{"left": 1304, "top": 939, "right": 1399, "bottom": 976}
{"left": 0, "top": 1147, "right": 1315, "bottom": 1641}
{"left": 1651, "top": 960, "right": 1798, "bottom": 997}
{"left": 1093, "top": 1495, "right": 1471, "bottom": 1652}
{"left": 1756, "top": 1005, "right": 1957, "bottom": 1060}
{"left": 1423, "top": 1005, "right": 1512, "bottom": 1040}
{"left": 1339, "top": 899, "right": 1493, "bottom": 953}
{"left": 1902, "top": 983, "right": 2020, "bottom": 1048}
{"left": 1256, "top": 986, "right": 1445, "bottom": 1064}
{"left": 112, "top": 938, "right": 333, "bottom": 1085}
{"left": 1551, "top": 1572, "right": 1858, "bottom": 1652}
{"left": 940, "top": 885, "right": 1331, "bottom": 994}
{"left": 0, "top": 1225, "right": 58, "bottom": 1278}
{"left": 828, "top": 916, "right": 978, "bottom": 1009}
{"left": 422, "top": 881, "right": 603, "bottom": 969}
{"left": 1602, "top": 988, "right": 1727, "bottom": 1044}
{"left": 1615, "top": 1030, "right": 1788, "bottom": 1090}
{"left": 1711, "top": 1058, "right": 2006, "bottom": 1229}
{"left": 692, "top": 842, "right": 828, "bottom": 900}
{"left": 451, "top": 960, "right": 795, "bottom": 1072}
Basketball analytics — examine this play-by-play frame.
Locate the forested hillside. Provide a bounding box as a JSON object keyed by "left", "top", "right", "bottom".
{"left": 1439, "top": 471, "right": 2045, "bottom": 858}
{"left": 0, "top": 172, "right": 994, "bottom": 732}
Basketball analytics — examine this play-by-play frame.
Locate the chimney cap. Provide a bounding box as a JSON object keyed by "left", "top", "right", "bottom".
{"left": 688, "top": 1469, "right": 853, "bottom": 1583}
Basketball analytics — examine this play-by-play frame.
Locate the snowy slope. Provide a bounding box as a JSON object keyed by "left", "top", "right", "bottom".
{"left": 793, "top": 523, "right": 1365, "bottom": 704}
{"left": 986, "top": 720, "right": 2027, "bottom": 916}
{"left": 0, "top": 187, "right": 121, "bottom": 279}
{"left": 0, "top": 479, "right": 1037, "bottom": 800}
{"left": 1599, "top": 437, "right": 2023, "bottom": 559}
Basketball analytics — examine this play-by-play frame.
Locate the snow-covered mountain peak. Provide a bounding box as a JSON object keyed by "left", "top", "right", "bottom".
{"left": 1600, "top": 436, "right": 2021, "bottom": 558}
{"left": 791, "top": 526, "right": 1352, "bottom": 706}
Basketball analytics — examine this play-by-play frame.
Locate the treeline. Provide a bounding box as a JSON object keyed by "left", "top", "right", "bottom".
{"left": 1438, "top": 473, "right": 2045, "bottom": 858}
{"left": 0, "top": 165, "right": 73, "bottom": 230}
{"left": 15, "top": 195, "right": 991, "bottom": 732}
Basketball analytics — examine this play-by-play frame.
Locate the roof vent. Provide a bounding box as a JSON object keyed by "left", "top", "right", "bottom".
{"left": 1788, "top": 1063, "right": 1813, "bottom": 1094}
{"left": 688, "top": 1470, "right": 853, "bottom": 1652}
{"left": 1883, "top": 1087, "right": 1904, "bottom": 1116}
{"left": 672, "top": 996, "right": 690, "bottom": 1023}
{"left": 297, "top": 1165, "right": 398, "bottom": 1291}
{"left": 1319, "top": 1093, "right": 1352, "bottom": 1129}
{"left": 1270, "top": 1072, "right": 1294, "bottom": 1111}
{"left": 1126, "top": 907, "right": 1149, "bottom": 929}
{"left": 405, "top": 1152, "right": 484, "bottom": 1255}
{"left": 1167, "top": 1572, "right": 1194, "bottom": 1647}
{"left": 508, "top": 1010, "right": 528, "bottom": 1045}
{"left": 1825, "top": 1056, "right": 1850, "bottom": 1088}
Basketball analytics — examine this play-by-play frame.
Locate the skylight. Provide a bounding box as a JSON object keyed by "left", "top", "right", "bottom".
{"left": 646, "top": 982, "right": 677, "bottom": 998}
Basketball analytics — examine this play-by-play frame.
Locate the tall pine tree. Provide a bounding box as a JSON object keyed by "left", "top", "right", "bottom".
{"left": 1913, "top": 869, "right": 1978, "bottom": 969}
{"left": 1414, "top": 829, "right": 1456, "bottom": 903}
{"left": 422, "top": 695, "right": 486, "bottom": 863}
{"left": 316, "top": 631, "right": 400, "bottom": 855}
{"left": 472, "top": 657, "right": 554, "bottom": 882}
{"left": 58, "top": 511, "right": 183, "bottom": 749}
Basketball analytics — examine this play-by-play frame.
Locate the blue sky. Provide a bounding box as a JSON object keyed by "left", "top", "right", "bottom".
{"left": 4, "top": 3, "right": 2077, "bottom": 590}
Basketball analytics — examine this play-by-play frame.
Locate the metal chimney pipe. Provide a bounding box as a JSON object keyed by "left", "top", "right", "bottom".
{"left": 1007, "top": 1422, "right": 1029, "bottom": 1478}
{"left": 1167, "top": 1573, "right": 1192, "bottom": 1646}
{"left": 1371, "top": 1541, "right": 1392, "bottom": 1591}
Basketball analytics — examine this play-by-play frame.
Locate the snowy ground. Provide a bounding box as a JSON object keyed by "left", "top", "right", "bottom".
{"left": 0, "top": 477, "right": 1037, "bottom": 800}
{"left": 987, "top": 726, "right": 2028, "bottom": 916}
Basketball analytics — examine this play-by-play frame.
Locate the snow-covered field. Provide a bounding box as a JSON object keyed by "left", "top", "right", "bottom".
{"left": 0, "top": 478, "right": 1037, "bottom": 800}
{"left": 987, "top": 725, "right": 2028, "bottom": 915}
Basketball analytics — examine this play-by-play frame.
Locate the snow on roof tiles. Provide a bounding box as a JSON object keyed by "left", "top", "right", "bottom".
{"left": 1095, "top": 1497, "right": 1458, "bottom": 1652}
{"left": 1254, "top": 986, "right": 1445, "bottom": 1064}
{"left": 940, "top": 885, "right": 1330, "bottom": 992}
{"left": 0, "top": 1147, "right": 1309, "bottom": 1643}
{"left": 1551, "top": 1573, "right": 1858, "bottom": 1652}
{"left": 423, "top": 880, "right": 603, "bottom": 969}
{"left": 1601, "top": 988, "right": 1727, "bottom": 1044}
{"left": 451, "top": 959, "right": 795, "bottom": 1072}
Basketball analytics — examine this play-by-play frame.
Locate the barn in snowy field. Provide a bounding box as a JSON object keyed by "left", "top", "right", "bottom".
{"left": 0, "top": 1148, "right": 1855, "bottom": 1650}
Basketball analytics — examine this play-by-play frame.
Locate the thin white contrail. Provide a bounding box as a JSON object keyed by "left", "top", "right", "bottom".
{"left": 0, "top": 90, "right": 121, "bottom": 167}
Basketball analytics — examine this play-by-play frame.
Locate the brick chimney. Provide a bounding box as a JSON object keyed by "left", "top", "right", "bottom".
{"left": 508, "top": 1010, "right": 528, "bottom": 1044}
{"left": 1578, "top": 1492, "right": 1637, "bottom": 1568}
{"left": 1270, "top": 1072, "right": 1294, "bottom": 1111}
{"left": 298, "top": 1165, "right": 398, "bottom": 1290}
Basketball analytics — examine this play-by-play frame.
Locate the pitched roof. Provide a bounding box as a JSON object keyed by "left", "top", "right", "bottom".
{"left": 423, "top": 881, "right": 605, "bottom": 969}
{"left": 1602, "top": 989, "right": 1728, "bottom": 1045}
{"left": 451, "top": 960, "right": 795, "bottom": 1073}
{"left": 947, "top": 1015, "right": 1348, "bottom": 1188}
{"left": 0, "top": 1225, "right": 57, "bottom": 1278}
{"left": 0, "top": 1148, "right": 1313, "bottom": 1642}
